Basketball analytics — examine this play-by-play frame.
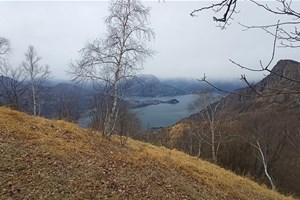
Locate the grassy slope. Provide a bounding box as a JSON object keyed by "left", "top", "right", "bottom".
{"left": 0, "top": 107, "right": 294, "bottom": 200}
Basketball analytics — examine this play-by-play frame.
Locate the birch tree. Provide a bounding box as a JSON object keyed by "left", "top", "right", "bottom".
{"left": 22, "top": 46, "right": 51, "bottom": 115}
{"left": 188, "top": 89, "right": 232, "bottom": 163}
{"left": 0, "top": 64, "right": 26, "bottom": 109}
{"left": 188, "top": 89, "right": 220, "bottom": 163}
{"left": 0, "top": 37, "right": 27, "bottom": 109}
{"left": 250, "top": 139, "right": 276, "bottom": 190}
{"left": 237, "top": 111, "right": 293, "bottom": 191}
{"left": 70, "top": 0, "right": 154, "bottom": 137}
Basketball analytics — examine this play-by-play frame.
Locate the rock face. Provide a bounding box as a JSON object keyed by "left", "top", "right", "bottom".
{"left": 124, "top": 74, "right": 186, "bottom": 97}
{"left": 259, "top": 59, "right": 300, "bottom": 92}
{"left": 217, "top": 59, "right": 300, "bottom": 113}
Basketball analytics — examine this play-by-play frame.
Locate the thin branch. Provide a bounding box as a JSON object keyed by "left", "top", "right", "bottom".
{"left": 190, "top": 0, "right": 237, "bottom": 28}
{"left": 198, "top": 74, "right": 252, "bottom": 97}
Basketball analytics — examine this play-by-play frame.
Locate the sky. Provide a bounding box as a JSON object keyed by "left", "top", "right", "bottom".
{"left": 0, "top": 1, "right": 299, "bottom": 82}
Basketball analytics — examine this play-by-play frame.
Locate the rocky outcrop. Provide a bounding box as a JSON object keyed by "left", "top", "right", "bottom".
{"left": 216, "top": 59, "right": 300, "bottom": 113}
{"left": 259, "top": 59, "right": 300, "bottom": 92}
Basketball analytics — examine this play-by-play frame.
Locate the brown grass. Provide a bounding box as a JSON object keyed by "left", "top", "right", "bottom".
{"left": 0, "top": 107, "right": 294, "bottom": 200}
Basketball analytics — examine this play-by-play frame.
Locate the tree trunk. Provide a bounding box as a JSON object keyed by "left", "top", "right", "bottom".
{"left": 211, "top": 130, "right": 217, "bottom": 163}
{"left": 32, "top": 84, "right": 37, "bottom": 115}
{"left": 103, "top": 73, "right": 119, "bottom": 137}
{"left": 189, "top": 132, "right": 193, "bottom": 154}
{"left": 211, "top": 123, "right": 217, "bottom": 163}
{"left": 256, "top": 141, "right": 276, "bottom": 190}
{"left": 197, "top": 139, "right": 202, "bottom": 158}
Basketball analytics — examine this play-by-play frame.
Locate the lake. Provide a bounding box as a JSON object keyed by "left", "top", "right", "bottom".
{"left": 130, "top": 94, "right": 198, "bottom": 129}
{"left": 78, "top": 94, "right": 198, "bottom": 130}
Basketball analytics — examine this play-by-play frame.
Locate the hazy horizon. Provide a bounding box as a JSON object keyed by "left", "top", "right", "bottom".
{"left": 1, "top": 1, "right": 299, "bottom": 82}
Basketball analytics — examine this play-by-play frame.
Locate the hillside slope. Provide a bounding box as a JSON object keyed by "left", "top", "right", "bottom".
{"left": 0, "top": 107, "right": 293, "bottom": 199}
{"left": 154, "top": 59, "right": 300, "bottom": 197}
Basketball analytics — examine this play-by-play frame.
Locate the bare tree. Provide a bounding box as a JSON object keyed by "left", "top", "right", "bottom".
{"left": 55, "top": 93, "right": 80, "bottom": 122}
{"left": 22, "top": 45, "right": 51, "bottom": 115}
{"left": 0, "top": 63, "right": 27, "bottom": 110}
{"left": 90, "top": 89, "right": 112, "bottom": 131}
{"left": 249, "top": 138, "right": 276, "bottom": 190}
{"left": 190, "top": 0, "right": 238, "bottom": 29}
{"left": 191, "top": 0, "right": 300, "bottom": 45}
{"left": 236, "top": 111, "right": 298, "bottom": 191}
{"left": 0, "top": 37, "right": 27, "bottom": 110}
{"left": 192, "top": 1, "right": 300, "bottom": 94}
{"left": 184, "top": 123, "right": 203, "bottom": 157}
{"left": 70, "top": 0, "right": 154, "bottom": 137}
{"left": 0, "top": 37, "right": 10, "bottom": 69}
{"left": 188, "top": 89, "right": 232, "bottom": 163}
{"left": 0, "top": 37, "right": 10, "bottom": 55}
{"left": 117, "top": 103, "right": 141, "bottom": 146}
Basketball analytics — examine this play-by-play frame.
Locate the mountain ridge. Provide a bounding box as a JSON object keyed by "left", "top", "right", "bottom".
{"left": 124, "top": 74, "right": 186, "bottom": 97}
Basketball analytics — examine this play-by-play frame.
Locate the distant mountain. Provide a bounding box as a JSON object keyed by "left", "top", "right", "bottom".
{"left": 49, "top": 82, "right": 93, "bottom": 114}
{"left": 48, "top": 75, "right": 244, "bottom": 98}
{"left": 50, "top": 82, "right": 93, "bottom": 97}
{"left": 160, "top": 78, "right": 202, "bottom": 93}
{"left": 0, "top": 75, "right": 13, "bottom": 83}
{"left": 124, "top": 74, "right": 186, "bottom": 97}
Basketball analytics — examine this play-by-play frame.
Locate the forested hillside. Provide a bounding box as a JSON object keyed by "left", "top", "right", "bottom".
{"left": 142, "top": 60, "right": 300, "bottom": 197}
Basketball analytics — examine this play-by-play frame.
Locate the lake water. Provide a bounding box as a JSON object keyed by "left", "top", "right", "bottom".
{"left": 130, "top": 94, "right": 198, "bottom": 129}
{"left": 78, "top": 94, "right": 198, "bottom": 129}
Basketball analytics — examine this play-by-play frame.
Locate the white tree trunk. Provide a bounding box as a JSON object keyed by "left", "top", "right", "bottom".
{"left": 211, "top": 127, "right": 217, "bottom": 163}
{"left": 197, "top": 139, "right": 202, "bottom": 158}
{"left": 103, "top": 73, "right": 119, "bottom": 137}
{"left": 31, "top": 84, "right": 37, "bottom": 116}
{"left": 256, "top": 141, "right": 276, "bottom": 190}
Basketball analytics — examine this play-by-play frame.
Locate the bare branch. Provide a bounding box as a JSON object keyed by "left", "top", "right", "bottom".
{"left": 70, "top": 0, "right": 154, "bottom": 137}
{"left": 198, "top": 74, "right": 249, "bottom": 96}
{"left": 22, "top": 45, "right": 51, "bottom": 115}
{"left": 190, "top": 0, "right": 238, "bottom": 29}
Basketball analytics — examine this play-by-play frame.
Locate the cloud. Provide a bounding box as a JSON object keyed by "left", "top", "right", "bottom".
{"left": 0, "top": 1, "right": 299, "bottom": 81}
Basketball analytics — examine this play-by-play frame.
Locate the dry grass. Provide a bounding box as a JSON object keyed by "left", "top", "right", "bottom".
{"left": 0, "top": 107, "right": 294, "bottom": 199}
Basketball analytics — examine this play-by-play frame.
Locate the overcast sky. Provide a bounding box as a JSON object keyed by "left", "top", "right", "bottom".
{"left": 0, "top": 1, "right": 299, "bottom": 81}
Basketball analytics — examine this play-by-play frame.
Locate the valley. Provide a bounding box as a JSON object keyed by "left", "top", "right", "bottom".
{"left": 1, "top": 1, "right": 300, "bottom": 198}
{"left": 140, "top": 60, "right": 300, "bottom": 197}
{"left": 48, "top": 75, "right": 233, "bottom": 129}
